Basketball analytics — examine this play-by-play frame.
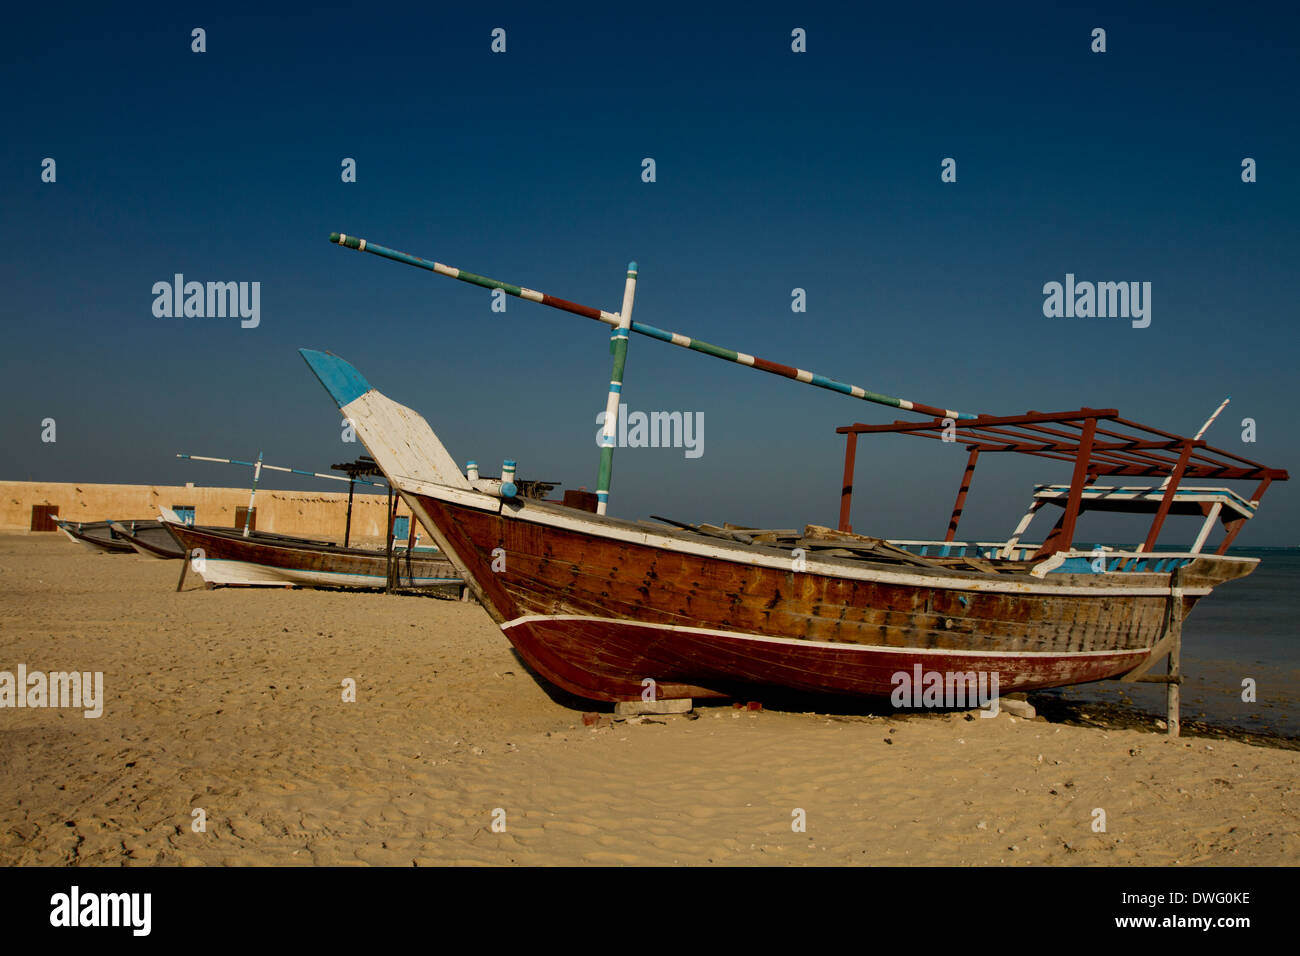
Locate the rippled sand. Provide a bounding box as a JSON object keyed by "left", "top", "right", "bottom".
{"left": 1, "top": 533, "right": 1296, "bottom": 866}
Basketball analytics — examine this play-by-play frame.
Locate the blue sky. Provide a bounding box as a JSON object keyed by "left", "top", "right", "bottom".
{"left": 3, "top": 1, "right": 1296, "bottom": 545}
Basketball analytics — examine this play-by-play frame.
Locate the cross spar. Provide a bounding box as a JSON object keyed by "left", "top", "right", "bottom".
{"left": 327, "top": 233, "right": 977, "bottom": 421}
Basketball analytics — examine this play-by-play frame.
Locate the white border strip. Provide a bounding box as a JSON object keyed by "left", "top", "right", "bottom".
{"left": 403, "top": 488, "right": 1214, "bottom": 598}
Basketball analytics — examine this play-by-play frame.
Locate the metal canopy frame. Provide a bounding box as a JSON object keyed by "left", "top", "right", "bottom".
{"left": 836, "top": 408, "right": 1288, "bottom": 557}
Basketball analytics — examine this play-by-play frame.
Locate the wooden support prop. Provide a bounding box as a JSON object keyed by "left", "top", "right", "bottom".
{"left": 384, "top": 487, "right": 396, "bottom": 593}
{"left": 344, "top": 477, "right": 356, "bottom": 548}
{"left": 174, "top": 552, "right": 190, "bottom": 592}
{"left": 614, "top": 699, "right": 693, "bottom": 716}
{"left": 328, "top": 232, "right": 977, "bottom": 420}
{"left": 1167, "top": 582, "right": 1183, "bottom": 737}
{"left": 1120, "top": 569, "right": 1184, "bottom": 736}
{"left": 596, "top": 263, "right": 638, "bottom": 515}
{"left": 400, "top": 507, "right": 417, "bottom": 587}
{"left": 838, "top": 432, "right": 858, "bottom": 532}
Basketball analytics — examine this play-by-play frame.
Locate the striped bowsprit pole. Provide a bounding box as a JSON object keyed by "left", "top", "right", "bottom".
{"left": 596, "top": 263, "right": 638, "bottom": 515}
{"left": 177, "top": 454, "right": 387, "bottom": 488}
{"left": 329, "top": 232, "right": 976, "bottom": 420}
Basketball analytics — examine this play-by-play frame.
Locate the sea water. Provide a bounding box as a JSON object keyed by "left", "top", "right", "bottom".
{"left": 1044, "top": 548, "right": 1300, "bottom": 737}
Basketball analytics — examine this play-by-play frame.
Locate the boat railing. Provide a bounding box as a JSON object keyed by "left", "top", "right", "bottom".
{"left": 889, "top": 539, "right": 1204, "bottom": 573}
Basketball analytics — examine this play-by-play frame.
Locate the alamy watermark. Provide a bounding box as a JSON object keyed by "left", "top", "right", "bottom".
{"left": 890, "top": 665, "right": 1000, "bottom": 716}
{"left": 50, "top": 886, "right": 150, "bottom": 935}
{"left": 596, "top": 404, "right": 703, "bottom": 459}
{"left": 1, "top": 665, "right": 104, "bottom": 718}
{"left": 1042, "top": 273, "right": 1150, "bottom": 328}
{"left": 152, "top": 274, "right": 260, "bottom": 328}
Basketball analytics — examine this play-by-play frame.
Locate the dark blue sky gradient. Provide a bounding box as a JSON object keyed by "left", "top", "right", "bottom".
{"left": 3, "top": 2, "right": 1297, "bottom": 545}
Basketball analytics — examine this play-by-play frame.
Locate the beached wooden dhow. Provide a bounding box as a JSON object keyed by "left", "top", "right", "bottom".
{"left": 303, "top": 234, "right": 1288, "bottom": 723}
{"left": 162, "top": 518, "right": 462, "bottom": 590}
{"left": 52, "top": 517, "right": 144, "bottom": 554}
{"left": 109, "top": 520, "right": 186, "bottom": 559}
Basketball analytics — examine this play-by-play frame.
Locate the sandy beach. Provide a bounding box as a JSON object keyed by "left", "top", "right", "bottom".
{"left": 1, "top": 532, "right": 1297, "bottom": 867}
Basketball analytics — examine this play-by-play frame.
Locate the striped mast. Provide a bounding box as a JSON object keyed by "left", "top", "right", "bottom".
{"left": 1193, "top": 396, "right": 1230, "bottom": 441}
{"left": 329, "top": 233, "right": 976, "bottom": 421}
{"left": 1158, "top": 396, "right": 1230, "bottom": 491}
{"left": 596, "top": 263, "right": 638, "bottom": 514}
{"left": 243, "top": 451, "right": 263, "bottom": 537}
{"left": 179, "top": 452, "right": 390, "bottom": 543}
{"left": 177, "top": 453, "right": 387, "bottom": 488}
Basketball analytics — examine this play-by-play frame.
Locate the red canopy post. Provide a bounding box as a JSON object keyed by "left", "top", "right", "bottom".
{"left": 1033, "top": 416, "right": 1097, "bottom": 558}
{"left": 837, "top": 432, "right": 858, "bottom": 532}
{"left": 944, "top": 448, "right": 980, "bottom": 542}
{"left": 1141, "top": 440, "right": 1195, "bottom": 552}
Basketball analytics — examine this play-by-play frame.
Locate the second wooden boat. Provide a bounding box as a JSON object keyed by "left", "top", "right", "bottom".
{"left": 163, "top": 519, "right": 461, "bottom": 590}
{"left": 113, "top": 516, "right": 341, "bottom": 561}
{"left": 52, "top": 517, "right": 141, "bottom": 554}
{"left": 110, "top": 520, "right": 185, "bottom": 559}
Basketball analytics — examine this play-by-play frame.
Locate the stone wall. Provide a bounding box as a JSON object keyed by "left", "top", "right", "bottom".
{"left": 0, "top": 481, "right": 419, "bottom": 547}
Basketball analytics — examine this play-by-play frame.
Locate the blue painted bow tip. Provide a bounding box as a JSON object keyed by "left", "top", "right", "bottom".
{"left": 298, "top": 348, "right": 373, "bottom": 408}
{"left": 627, "top": 261, "right": 638, "bottom": 273}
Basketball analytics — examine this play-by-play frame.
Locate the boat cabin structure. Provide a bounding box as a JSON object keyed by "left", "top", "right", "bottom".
{"left": 836, "top": 407, "right": 1287, "bottom": 560}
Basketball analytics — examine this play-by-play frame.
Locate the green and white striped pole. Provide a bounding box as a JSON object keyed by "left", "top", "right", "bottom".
{"left": 328, "top": 232, "right": 977, "bottom": 420}
{"left": 243, "top": 451, "right": 263, "bottom": 537}
{"left": 597, "top": 263, "right": 638, "bottom": 514}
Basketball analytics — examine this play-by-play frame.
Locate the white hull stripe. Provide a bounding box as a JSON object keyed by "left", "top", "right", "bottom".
{"left": 197, "top": 558, "right": 458, "bottom": 586}
{"left": 501, "top": 614, "right": 1153, "bottom": 658}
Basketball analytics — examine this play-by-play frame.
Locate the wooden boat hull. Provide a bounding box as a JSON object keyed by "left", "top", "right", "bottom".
{"left": 165, "top": 521, "right": 460, "bottom": 590}
{"left": 53, "top": 519, "right": 138, "bottom": 554}
{"left": 500, "top": 616, "right": 1150, "bottom": 702}
{"left": 110, "top": 522, "right": 185, "bottom": 559}
{"left": 112, "top": 521, "right": 333, "bottom": 561}
{"left": 299, "top": 348, "right": 1261, "bottom": 704}
{"left": 405, "top": 491, "right": 1249, "bottom": 702}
